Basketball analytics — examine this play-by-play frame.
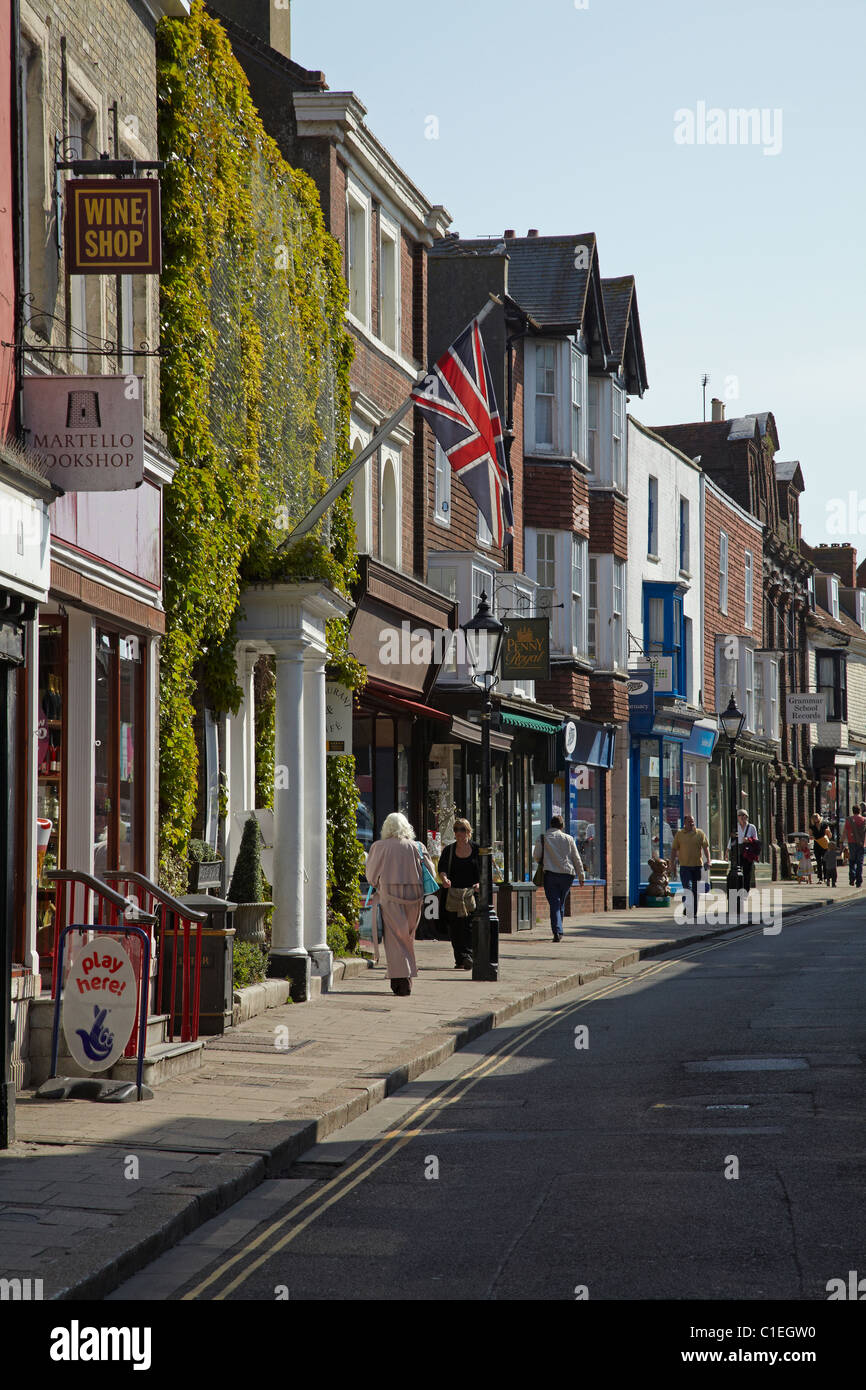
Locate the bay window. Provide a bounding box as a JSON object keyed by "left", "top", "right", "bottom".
{"left": 612, "top": 383, "right": 624, "bottom": 486}
{"left": 571, "top": 535, "right": 587, "bottom": 655}
{"left": 535, "top": 343, "right": 556, "bottom": 448}
{"left": 613, "top": 559, "right": 625, "bottom": 670}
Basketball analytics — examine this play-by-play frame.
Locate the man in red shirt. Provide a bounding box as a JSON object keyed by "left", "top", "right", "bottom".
{"left": 843, "top": 803, "right": 866, "bottom": 887}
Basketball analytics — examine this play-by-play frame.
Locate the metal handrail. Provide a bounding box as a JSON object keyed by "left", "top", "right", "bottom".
{"left": 46, "top": 869, "right": 157, "bottom": 922}
{"left": 101, "top": 869, "right": 206, "bottom": 1043}
{"left": 100, "top": 871, "right": 207, "bottom": 923}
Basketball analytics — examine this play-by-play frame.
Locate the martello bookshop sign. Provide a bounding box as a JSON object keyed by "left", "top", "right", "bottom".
{"left": 64, "top": 178, "right": 162, "bottom": 274}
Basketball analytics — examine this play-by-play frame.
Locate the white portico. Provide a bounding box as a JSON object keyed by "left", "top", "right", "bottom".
{"left": 233, "top": 581, "right": 350, "bottom": 998}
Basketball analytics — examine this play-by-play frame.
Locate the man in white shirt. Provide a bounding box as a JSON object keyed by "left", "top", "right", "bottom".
{"left": 533, "top": 815, "right": 585, "bottom": 942}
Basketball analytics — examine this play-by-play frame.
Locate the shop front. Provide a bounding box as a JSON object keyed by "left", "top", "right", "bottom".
{"left": 629, "top": 703, "right": 718, "bottom": 905}
{"left": 348, "top": 556, "right": 459, "bottom": 847}
{"left": 813, "top": 747, "right": 859, "bottom": 841}
{"left": 15, "top": 399, "right": 174, "bottom": 994}
{"left": 1, "top": 443, "right": 53, "bottom": 1103}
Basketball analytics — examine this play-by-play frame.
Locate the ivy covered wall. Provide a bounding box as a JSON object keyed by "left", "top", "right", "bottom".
{"left": 156, "top": 1, "right": 365, "bottom": 932}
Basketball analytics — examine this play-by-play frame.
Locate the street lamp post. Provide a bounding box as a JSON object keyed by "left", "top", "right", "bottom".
{"left": 720, "top": 694, "right": 746, "bottom": 922}
{"left": 462, "top": 592, "right": 505, "bottom": 982}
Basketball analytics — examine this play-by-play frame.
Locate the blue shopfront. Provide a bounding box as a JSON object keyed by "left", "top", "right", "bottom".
{"left": 628, "top": 670, "right": 718, "bottom": 905}
{"left": 540, "top": 719, "right": 616, "bottom": 885}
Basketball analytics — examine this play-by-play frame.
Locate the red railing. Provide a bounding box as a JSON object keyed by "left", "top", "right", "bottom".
{"left": 101, "top": 872, "right": 207, "bottom": 1044}
{"left": 48, "top": 871, "right": 158, "bottom": 1059}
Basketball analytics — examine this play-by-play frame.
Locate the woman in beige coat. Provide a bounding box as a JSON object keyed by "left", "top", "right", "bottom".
{"left": 364, "top": 813, "right": 437, "bottom": 996}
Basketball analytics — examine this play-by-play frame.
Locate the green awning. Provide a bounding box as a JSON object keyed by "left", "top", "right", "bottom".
{"left": 501, "top": 711, "right": 560, "bottom": 734}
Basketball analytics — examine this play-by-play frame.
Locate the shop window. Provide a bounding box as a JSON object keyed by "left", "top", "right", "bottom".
{"left": 94, "top": 629, "right": 144, "bottom": 876}
{"left": 36, "top": 618, "right": 67, "bottom": 959}
{"left": 570, "top": 763, "right": 603, "bottom": 879}
{"left": 354, "top": 716, "right": 374, "bottom": 851}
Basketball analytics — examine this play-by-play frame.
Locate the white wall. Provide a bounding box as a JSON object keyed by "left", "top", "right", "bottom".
{"left": 626, "top": 418, "right": 702, "bottom": 697}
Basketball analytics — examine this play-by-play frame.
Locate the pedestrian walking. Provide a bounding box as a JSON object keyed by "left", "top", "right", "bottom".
{"left": 437, "top": 818, "right": 480, "bottom": 970}
{"left": 843, "top": 803, "right": 866, "bottom": 887}
{"left": 533, "top": 814, "right": 585, "bottom": 942}
{"left": 364, "top": 813, "right": 437, "bottom": 996}
{"left": 824, "top": 835, "right": 839, "bottom": 887}
{"left": 810, "top": 812, "right": 830, "bottom": 884}
{"left": 730, "top": 809, "right": 759, "bottom": 893}
{"left": 669, "top": 813, "right": 711, "bottom": 918}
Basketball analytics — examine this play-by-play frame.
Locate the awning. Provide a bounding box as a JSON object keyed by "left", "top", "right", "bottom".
{"left": 568, "top": 721, "right": 616, "bottom": 769}
{"left": 362, "top": 680, "right": 450, "bottom": 723}
{"left": 449, "top": 715, "right": 513, "bottom": 751}
{"left": 501, "top": 710, "right": 561, "bottom": 734}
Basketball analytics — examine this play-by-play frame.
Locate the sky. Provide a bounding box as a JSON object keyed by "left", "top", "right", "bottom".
{"left": 292, "top": 0, "right": 866, "bottom": 555}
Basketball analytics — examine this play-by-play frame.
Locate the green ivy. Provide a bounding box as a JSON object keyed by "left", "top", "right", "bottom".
{"left": 157, "top": 1, "right": 365, "bottom": 931}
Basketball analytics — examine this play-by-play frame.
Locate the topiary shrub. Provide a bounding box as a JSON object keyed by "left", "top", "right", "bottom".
{"left": 228, "top": 815, "right": 264, "bottom": 904}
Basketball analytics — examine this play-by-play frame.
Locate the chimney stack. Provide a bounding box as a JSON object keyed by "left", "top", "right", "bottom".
{"left": 812, "top": 544, "right": 858, "bottom": 588}
{"left": 711, "top": 398, "right": 725, "bottom": 422}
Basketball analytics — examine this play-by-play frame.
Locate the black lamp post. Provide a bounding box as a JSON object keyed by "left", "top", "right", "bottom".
{"left": 720, "top": 694, "right": 746, "bottom": 920}
{"left": 462, "top": 591, "right": 505, "bottom": 982}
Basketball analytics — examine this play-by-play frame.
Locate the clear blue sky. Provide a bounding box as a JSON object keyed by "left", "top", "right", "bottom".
{"left": 292, "top": 0, "right": 866, "bottom": 555}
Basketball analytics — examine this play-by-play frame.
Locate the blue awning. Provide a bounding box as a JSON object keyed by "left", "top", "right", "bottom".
{"left": 567, "top": 721, "right": 616, "bottom": 770}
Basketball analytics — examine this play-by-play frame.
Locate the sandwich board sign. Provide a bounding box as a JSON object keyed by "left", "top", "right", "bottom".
{"left": 62, "top": 936, "right": 138, "bottom": 1071}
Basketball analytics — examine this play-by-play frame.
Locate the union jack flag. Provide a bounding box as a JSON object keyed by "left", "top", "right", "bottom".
{"left": 411, "top": 318, "right": 514, "bottom": 546}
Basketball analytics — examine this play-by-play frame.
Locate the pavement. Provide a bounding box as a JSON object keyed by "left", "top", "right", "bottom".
{"left": 1, "top": 878, "right": 861, "bottom": 1300}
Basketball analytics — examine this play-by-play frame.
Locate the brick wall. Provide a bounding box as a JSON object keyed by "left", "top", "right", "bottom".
{"left": 536, "top": 666, "right": 591, "bottom": 712}
{"left": 589, "top": 672, "right": 629, "bottom": 722}
{"left": 703, "top": 487, "right": 764, "bottom": 710}
{"left": 20, "top": 0, "right": 161, "bottom": 429}
{"left": 524, "top": 461, "right": 590, "bottom": 535}
{"left": 812, "top": 544, "right": 858, "bottom": 587}
{"left": 588, "top": 493, "right": 628, "bottom": 560}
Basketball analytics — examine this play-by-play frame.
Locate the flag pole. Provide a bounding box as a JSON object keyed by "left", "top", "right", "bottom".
{"left": 277, "top": 295, "right": 500, "bottom": 549}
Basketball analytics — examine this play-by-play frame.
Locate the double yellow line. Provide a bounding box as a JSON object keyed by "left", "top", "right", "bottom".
{"left": 183, "top": 927, "right": 764, "bottom": 1300}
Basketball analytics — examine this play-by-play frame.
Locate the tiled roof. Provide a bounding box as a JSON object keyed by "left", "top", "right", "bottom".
{"left": 432, "top": 233, "right": 598, "bottom": 329}
{"left": 601, "top": 276, "right": 633, "bottom": 362}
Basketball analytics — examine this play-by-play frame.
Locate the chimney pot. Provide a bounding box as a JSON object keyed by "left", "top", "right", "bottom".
{"left": 711, "top": 397, "right": 725, "bottom": 422}
{"left": 527, "top": 228, "right": 539, "bottom": 238}
{"left": 504, "top": 229, "right": 516, "bottom": 239}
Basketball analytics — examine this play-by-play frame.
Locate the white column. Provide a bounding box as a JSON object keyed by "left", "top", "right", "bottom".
{"left": 303, "top": 654, "right": 331, "bottom": 984}
{"left": 225, "top": 645, "right": 257, "bottom": 872}
{"left": 270, "top": 641, "right": 307, "bottom": 970}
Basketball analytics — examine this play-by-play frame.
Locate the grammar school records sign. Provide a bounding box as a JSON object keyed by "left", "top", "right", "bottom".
{"left": 21, "top": 375, "right": 144, "bottom": 490}
{"left": 65, "top": 178, "right": 162, "bottom": 274}
{"left": 62, "top": 937, "right": 138, "bottom": 1071}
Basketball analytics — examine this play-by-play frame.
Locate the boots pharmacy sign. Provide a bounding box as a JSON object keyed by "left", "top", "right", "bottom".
{"left": 62, "top": 937, "right": 138, "bottom": 1071}
{"left": 21, "top": 376, "right": 144, "bottom": 490}
{"left": 65, "top": 178, "right": 162, "bottom": 274}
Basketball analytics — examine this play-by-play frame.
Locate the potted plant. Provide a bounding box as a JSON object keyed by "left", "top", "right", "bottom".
{"left": 227, "top": 815, "right": 273, "bottom": 944}
{"left": 188, "top": 838, "right": 223, "bottom": 892}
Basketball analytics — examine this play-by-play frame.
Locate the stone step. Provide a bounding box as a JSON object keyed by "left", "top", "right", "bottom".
{"left": 108, "top": 1039, "right": 205, "bottom": 1087}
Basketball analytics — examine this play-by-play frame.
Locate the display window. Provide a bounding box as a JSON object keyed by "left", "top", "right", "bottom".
{"left": 94, "top": 628, "right": 145, "bottom": 876}
{"left": 36, "top": 617, "right": 67, "bottom": 959}
{"left": 569, "top": 763, "right": 604, "bottom": 880}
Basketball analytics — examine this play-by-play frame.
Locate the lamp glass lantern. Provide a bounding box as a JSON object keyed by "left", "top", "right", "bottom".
{"left": 720, "top": 694, "right": 746, "bottom": 746}
{"left": 462, "top": 591, "right": 504, "bottom": 686}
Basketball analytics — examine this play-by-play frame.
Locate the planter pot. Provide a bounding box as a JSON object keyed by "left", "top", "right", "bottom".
{"left": 232, "top": 901, "right": 273, "bottom": 945}
{"left": 188, "top": 859, "right": 222, "bottom": 892}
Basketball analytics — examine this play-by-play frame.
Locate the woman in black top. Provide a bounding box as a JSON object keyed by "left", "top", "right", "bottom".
{"left": 438, "top": 818, "right": 481, "bottom": 969}
{"left": 811, "top": 812, "right": 830, "bottom": 883}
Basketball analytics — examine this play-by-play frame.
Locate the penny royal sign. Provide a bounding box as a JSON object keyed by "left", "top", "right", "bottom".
{"left": 21, "top": 375, "right": 144, "bottom": 491}
{"left": 62, "top": 936, "right": 138, "bottom": 1072}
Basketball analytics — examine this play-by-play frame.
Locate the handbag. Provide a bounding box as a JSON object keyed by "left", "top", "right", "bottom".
{"left": 446, "top": 886, "right": 476, "bottom": 916}
{"left": 415, "top": 842, "right": 440, "bottom": 896}
{"left": 533, "top": 834, "right": 545, "bottom": 887}
{"left": 816, "top": 835, "right": 830, "bottom": 850}
{"left": 741, "top": 836, "right": 762, "bottom": 863}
